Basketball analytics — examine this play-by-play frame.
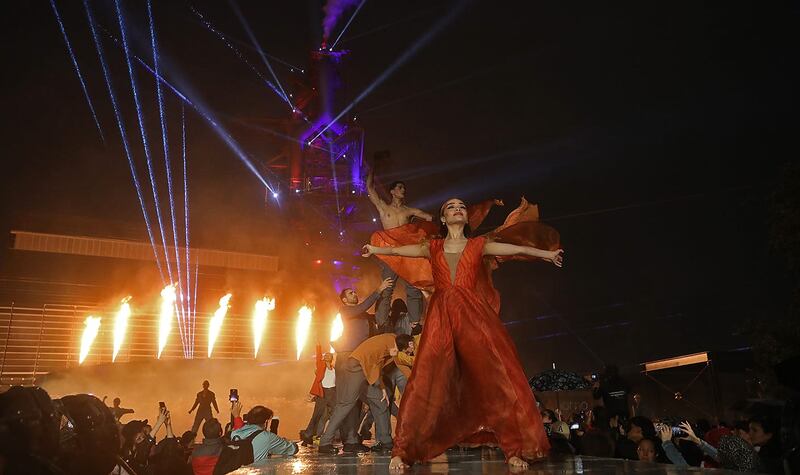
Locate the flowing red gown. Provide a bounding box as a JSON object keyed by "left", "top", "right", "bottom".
{"left": 391, "top": 236, "right": 551, "bottom": 464}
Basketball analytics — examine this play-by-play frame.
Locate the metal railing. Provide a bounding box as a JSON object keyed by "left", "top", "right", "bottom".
{"left": 0, "top": 303, "right": 327, "bottom": 386}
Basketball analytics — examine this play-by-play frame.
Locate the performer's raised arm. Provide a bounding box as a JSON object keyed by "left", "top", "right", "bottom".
{"left": 408, "top": 207, "right": 433, "bottom": 222}
{"left": 362, "top": 242, "right": 430, "bottom": 259}
{"left": 482, "top": 242, "right": 564, "bottom": 267}
{"left": 366, "top": 169, "right": 386, "bottom": 211}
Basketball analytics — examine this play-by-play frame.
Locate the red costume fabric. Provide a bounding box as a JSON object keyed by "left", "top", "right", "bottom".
{"left": 309, "top": 344, "right": 326, "bottom": 398}
{"left": 370, "top": 198, "right": 560, "bottom": 296}
{"left": 391, "top": 236, "right": 552, "bottom": 464}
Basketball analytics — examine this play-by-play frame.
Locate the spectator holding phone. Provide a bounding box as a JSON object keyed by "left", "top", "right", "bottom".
{"left": 657, "top": 424, "right": 688, "bottom": 466}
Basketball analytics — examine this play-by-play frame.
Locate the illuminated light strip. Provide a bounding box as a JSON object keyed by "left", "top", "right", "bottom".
{"left": 189, "top": 5, "right": 292, "bottom": 107}
{"left": 147, "top": 0, "right": 187, "bottom": 354}
{"left": 49, "top": 0, "right": 105, "bottom": 143}
{"left": 113, "top": 0, "right": 185, "bottom": 356}
{"left": 182, "top": 105, "right": 193, "bottom": 358}
{"left": 329, "top": 0, "right": 367, "bottom": 51}
{"left": 228, "top": 0, "right": 294, "bottom": 110}
{"left": 82, "top": 0, "right": 165, "bottom": 283}
{"left": 309, "top": 0, "right": 471, "bottom": 143}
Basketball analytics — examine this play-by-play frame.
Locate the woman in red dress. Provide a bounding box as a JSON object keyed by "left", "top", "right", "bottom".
{"left": 362, "top": 198, "right": 564, "bottom": 470}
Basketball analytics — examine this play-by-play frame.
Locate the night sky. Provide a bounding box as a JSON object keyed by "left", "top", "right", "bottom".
{"left": 1, "top": 1, "right": 796, "bottom": 373}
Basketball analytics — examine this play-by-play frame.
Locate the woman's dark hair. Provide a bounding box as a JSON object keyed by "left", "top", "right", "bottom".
{"left": 388, "top": 181, "right": 405, "bottom": 192}
{"left": 438, "top": 199, "right": 471, "bottom": 238}
{"left": 629, "top": 416, "right": 656, "bottom": 438}
{"left": 389, "top": 299, "right": 407, "bottom": 323}
{"left": 749, "top": 414, "right": 779, "bottom": 436}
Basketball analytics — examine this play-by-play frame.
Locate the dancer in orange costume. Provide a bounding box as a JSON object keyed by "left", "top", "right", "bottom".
{"left": 363, "top": 198, "right": 563, "bottom": 470}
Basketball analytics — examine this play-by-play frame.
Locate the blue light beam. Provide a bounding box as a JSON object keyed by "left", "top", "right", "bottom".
{"left": 82, "top": 0, "right": 165, "bottom": 282}
{"left": 190, "top": 5, "right": 292, "bottom": 108}
{"left": 147, "top": 0, "right": 187, "bottom": 339}
{"left": 329, "top": 0, "right": 367, "bottom": 51}
{"left": 309, "top": 0, "right": 471, "bottom": 143}
{"left": 114, "top": 0, "right": 186, "bottom": 353}
{"left": 100, "top": 25, "right": 277, "bottom": 194}
{"left": 228, "top": 0, "right": 294, "bottom": 111}
{"left": 182, "top": 105, "right": 193, "bottom": 358}
{"left": 50, "top": 0, "right": 105, "bottom": 142}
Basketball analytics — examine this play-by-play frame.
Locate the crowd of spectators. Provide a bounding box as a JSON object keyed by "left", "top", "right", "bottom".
{"left": 541, "top": 404, "right": 788, "bottom": 473}
{"left": 0, "top": 382, "right": 297, "bottom": 475}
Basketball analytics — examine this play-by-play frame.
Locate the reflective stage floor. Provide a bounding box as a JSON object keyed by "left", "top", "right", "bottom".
{"left": 231, "top": 446, "right": 735, "bottom": 474}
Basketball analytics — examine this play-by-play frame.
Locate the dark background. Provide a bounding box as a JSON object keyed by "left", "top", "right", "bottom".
{"left": 1, "top": 0, "right": 796, "bottom": 374}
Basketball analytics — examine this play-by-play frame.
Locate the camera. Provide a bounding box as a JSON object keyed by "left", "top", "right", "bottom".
{"left": 270, "top": 416, "right": 280, "bottom": 435}
{"left": 159, "top": 401, "right": 166, "bottom": 411}
{"left": 570, "top": 423, "right": 580, "bottom": 430}
{"left": 229, "top": 389, "right": 239, "bottom": 402}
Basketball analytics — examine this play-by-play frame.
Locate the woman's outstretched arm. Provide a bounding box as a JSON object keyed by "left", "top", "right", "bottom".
{"left": 362, "top": 242, "right": 431, "bottom": 258}
{"left": 482, "top": 242, "right": 564, "bottom": 267}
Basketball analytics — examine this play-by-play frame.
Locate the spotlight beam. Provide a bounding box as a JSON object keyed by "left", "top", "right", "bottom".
{"left": 329, "top": 0, "right": 367, "bottom": 51}
{"left": 49, "top": 0, "right": 105, "bottom": 143}
{"left": 309, "top": 0, "right": 471, "bottom": 143}
{"left": 114, "top": 0, "right": 184, "bottom": 348}
{"left": 83, "top": 0, "right": 165, "bottom": 283}
{"left": 228, "top": 0, "right": 294, "bottom": 110}
{"left": 147, "top": 0, "right": 187, "bottom": 342}
{"left": 189, "top": 5, "right": 293, "bottom": 108}
{"left": 182, "top": 105, "right": 192, "bottom": 358}
{"left": 99, "top": 25, "right": 278, "bottom": 194}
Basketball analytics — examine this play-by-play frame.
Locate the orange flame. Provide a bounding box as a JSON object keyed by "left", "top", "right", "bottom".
{"left": 79, "top": 316, "right": 102, "bottom": 365}
{"left": 329, "top": 313, "right": 343, "bottom": 353}
{"left": 253, "top": 297, "right": 275, "bottom": 358}
{"left": 208, "top": 293, "right": 232, "bottom": 358}
{"left": 158, "top": 285, "right": 176, "bottom": 359}
{"left": 295, "top": 306, "right": 313, "bottom": 360}
{"left": 112, "top": 297, "right": 132, "bottom": 362}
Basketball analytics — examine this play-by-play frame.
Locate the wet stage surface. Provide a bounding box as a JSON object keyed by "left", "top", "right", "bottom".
{"left": 231, "top": 446, "right": 736, "bottom": 474}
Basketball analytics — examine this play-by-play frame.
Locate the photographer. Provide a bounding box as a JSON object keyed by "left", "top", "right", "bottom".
{"left": 229, "top": 405, "right": 298, "bottom": 463}
{"left": 592, "top": 365, "right": 631, "bottom": 421}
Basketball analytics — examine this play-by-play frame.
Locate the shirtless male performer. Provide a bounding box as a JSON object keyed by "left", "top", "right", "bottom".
{"left": 366, "top": 168, "right": 433, "bottom": 328}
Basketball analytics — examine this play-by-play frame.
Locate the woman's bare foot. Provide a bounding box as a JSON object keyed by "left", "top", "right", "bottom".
{"left": 508, "top": 456, "right": 528, "bottom": 470}
{"left": 389, "top": 456, "right": 408, "bottom": 471}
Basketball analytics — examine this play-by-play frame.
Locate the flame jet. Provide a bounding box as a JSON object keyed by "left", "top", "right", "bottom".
{"left": 208, "top": 294, "right": 232, "bottom": 358}
{"left": 79, "top": 316, "right": 102, "bottom": 365}
{"left": 329, "top": 313, "right": 343, "bottom": 354}
{"left": 295, "top": 306, "right": 313, "bottom": 360}
{"left": 252, "top": 298, "right": 275, "bottom": 358}
{"left": 112, "top": 297, "right": 132, "bottom": 362}
{"left": 158, "top": 285, "right": 176, "bottom": 359}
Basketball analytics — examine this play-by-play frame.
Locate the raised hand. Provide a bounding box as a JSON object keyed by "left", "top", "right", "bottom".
{"left": 378, "top": 277, "right": 394, "bottom": 292}
{"left": 548, "top": 249, "right": 564, "bottom": 267}
{"left": 658, "top": 424, "right": 672, "bottom": 442}
{"left": 679, "top": 421, "right": 700, "bottom": 443}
